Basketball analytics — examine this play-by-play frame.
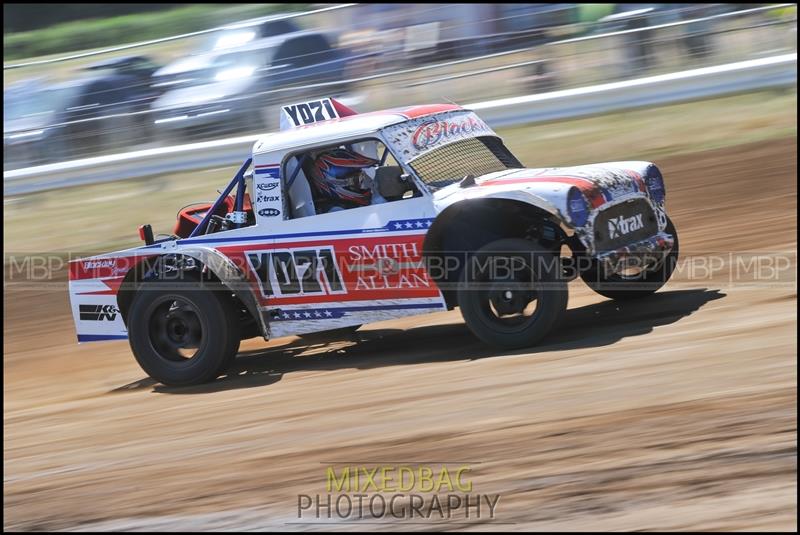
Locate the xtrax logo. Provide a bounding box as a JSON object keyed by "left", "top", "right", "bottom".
{"left": 257, "top": 182, "right": 279, "bottom": 192}
{"left": 257, "top": 194, "right": 280, "bottom": 203}
{"left": 607, "top": 213, "right": 645, "bottom": 239}
{"left": 247, "top": 247, "right": 346, "bottom": 298}
{"left": 79, "top": 304, "right": 119, "bottom": 321}
{"left": 258, "top": 208, "right": 281, "bottom": 217}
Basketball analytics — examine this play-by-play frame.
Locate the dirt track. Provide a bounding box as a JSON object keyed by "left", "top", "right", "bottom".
{"left": 4, "top": 138, "right": 797, "bottom": 531}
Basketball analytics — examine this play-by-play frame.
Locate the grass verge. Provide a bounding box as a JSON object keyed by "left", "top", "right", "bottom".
{"left": 4, "top": 4, "right": 310, "bottom": 62}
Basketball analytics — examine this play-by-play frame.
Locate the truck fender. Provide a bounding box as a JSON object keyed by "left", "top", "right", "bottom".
{"left": 161, "top": 246, "right": 269, "bottom": 340}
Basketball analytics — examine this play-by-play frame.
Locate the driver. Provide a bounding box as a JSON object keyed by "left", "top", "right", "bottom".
{"left": 307, "top": 144, "right": 384, "bottom": 213}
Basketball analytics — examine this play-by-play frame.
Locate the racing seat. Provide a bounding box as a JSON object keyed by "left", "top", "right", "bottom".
{"left": 375, "top": 165, "right": 413, "bottom": 201}
{"left": 285, "top": 156, "right": 316, "bottom": 218}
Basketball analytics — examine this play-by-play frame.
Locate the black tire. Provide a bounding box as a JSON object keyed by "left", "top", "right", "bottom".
{"left": 457, "top": 238, "right": 568, "bottom": 349}
{"left": 297, "top": 325, "right": 361, "bottom": 342}
{"left": 128, "top": 282, "right": 241, "bottom": 386}
{"left": 580, "top": 217, "right": 679, "bottom": 300}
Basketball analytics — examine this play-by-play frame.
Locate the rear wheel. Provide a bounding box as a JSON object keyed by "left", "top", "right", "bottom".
{"left": 580, "top": 217, "right": 679, "bottom": 300}
{"left": 128, "top": 282, "right": 241, "bottom": 386}
{"left": 458, "top": 238, "right": 568, "bottom": 349}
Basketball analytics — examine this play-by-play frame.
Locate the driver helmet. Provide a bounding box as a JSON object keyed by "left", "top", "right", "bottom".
{"left": 309, "top": 147, "right": 379, "bottom": 207}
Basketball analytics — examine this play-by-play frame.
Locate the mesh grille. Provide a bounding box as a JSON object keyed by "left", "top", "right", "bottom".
{"left": 409, "top": 136, "right": 523, "bottom": 191}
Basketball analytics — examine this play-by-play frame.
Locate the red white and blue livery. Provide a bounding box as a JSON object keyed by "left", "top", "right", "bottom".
{"left": 69, "top": 97, "right": 679, "bottom": 385}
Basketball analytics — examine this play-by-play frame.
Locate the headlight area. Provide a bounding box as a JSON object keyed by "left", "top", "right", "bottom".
{"left": 645, "top": 164, "right": 666, "bottom": 204}
{"left": 567, "top": 186, "right": 590, "bottom": 227}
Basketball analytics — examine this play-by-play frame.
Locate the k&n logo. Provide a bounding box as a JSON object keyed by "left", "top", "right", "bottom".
{"left": 79, "top": 304, "right": 119, "bottom": 321}
{"left": 247, "top": 246, "right": 346, "bottom": 298}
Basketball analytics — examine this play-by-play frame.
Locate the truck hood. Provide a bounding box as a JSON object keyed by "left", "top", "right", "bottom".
{"left": 432, "top": 161, "right": 655, "bottom": 226}
{"left": 152, "top": 77, "right": 255, "bottom": 110}
{"left": 154, "top": 54, "right": 217, "bottom": 78}
{"left": 4, "top": 113, "right": 54, "bottom": 135}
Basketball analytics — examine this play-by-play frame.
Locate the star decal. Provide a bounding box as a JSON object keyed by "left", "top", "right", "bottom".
{"left": 324, "top": 310, "right": 333, "bottom": 317}
{"left": 415, "top": 221, "right": 424, "bottom": 228}
{"left": 314, "top": 311, "right": 322, "bottom": 318}
{"left": 405, "top": 222, "right": 413, "bottom": 229}
{"left": 303, "top": 312, "right": 312, "bottom": 318}
{"left": 394, "top": 222, "right": 403, "bottom": 229}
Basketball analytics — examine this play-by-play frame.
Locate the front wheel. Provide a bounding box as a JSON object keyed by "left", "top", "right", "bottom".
{"left": 580, "top": 216, "right": 680, "bottom": 300}
{"left": 458, "top": 238, "right": 568, "bottom": 349}
{"left": 127, "top": 283, "right": 241, "bottom": 386}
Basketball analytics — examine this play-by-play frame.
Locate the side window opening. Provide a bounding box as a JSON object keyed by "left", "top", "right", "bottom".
{"left": 273, "top": 34, "right": 333, "bottom": 71}
{"left": 284, "top": 154, "right": 316, "bottom": 219}
{"left": 283, "top": 139, "right": 420, "bottom": 219}
{"left": 259, "top": 19, "right": 300, "bottom": 38}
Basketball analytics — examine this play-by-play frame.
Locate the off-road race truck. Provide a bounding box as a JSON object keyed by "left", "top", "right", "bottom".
{"left": 69, "top": 98, "right": 678, "bottom": 386}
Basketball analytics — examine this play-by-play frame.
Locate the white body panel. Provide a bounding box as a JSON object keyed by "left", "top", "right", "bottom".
{"left": 69, "top": 104, "right": 671, "bottom": 342}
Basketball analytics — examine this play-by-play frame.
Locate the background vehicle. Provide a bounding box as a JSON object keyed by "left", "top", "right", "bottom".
{"left": 3, "top": 55, "right": 161, "bottom": 166}
{"left": 150, "top": 14, "right": 302, "bottom": 86}
{"left": 4, "top": 79, "right": 58, "bottom": 168}
{"left": 151, "top": 32, "right": 354, "bottom": 140}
